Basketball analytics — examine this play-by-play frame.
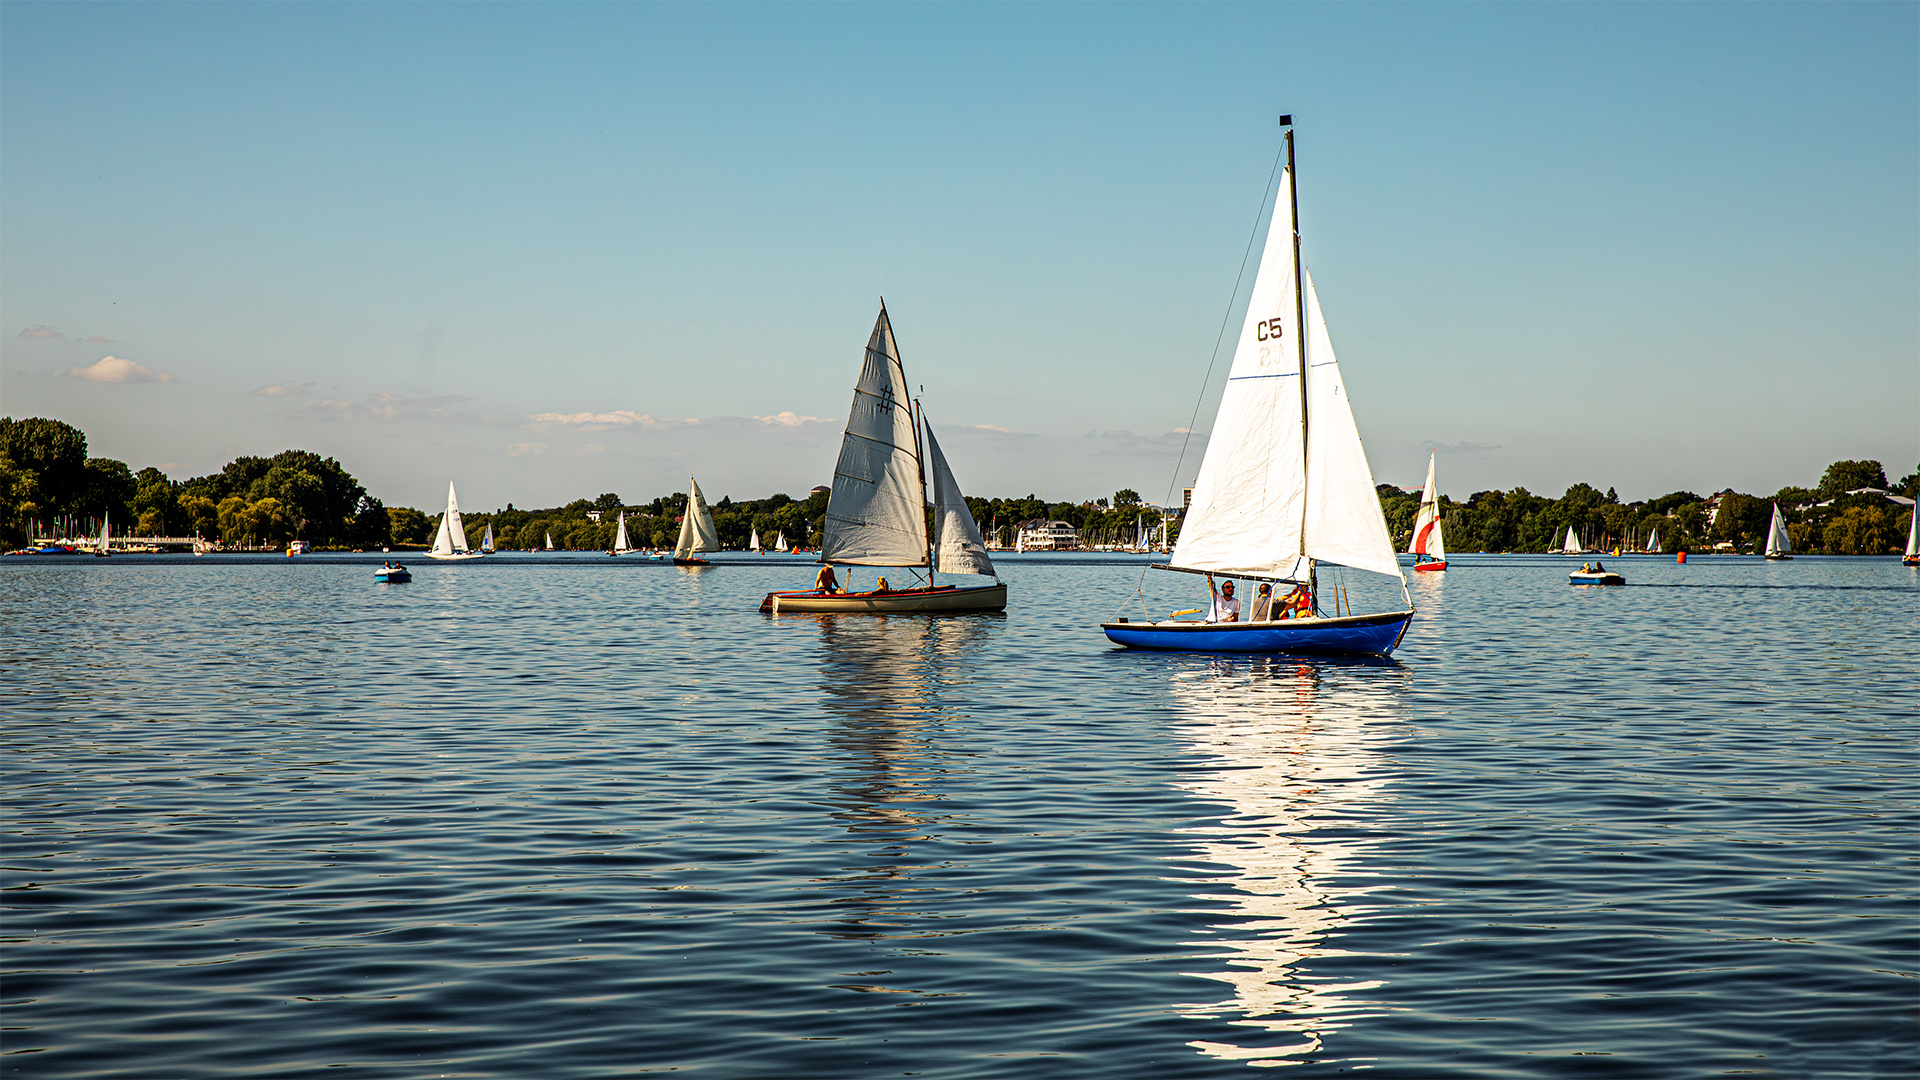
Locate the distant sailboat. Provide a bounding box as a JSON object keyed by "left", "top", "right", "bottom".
{"left": 1559, "top": 526, "right": 1584, "bottom": 555}
{"left": 1101, "top": 120, "right": 1411, "bottom": 656}
{"left": 428, "top": 481, "right": 487, "bottom": 561}
{"left": 774, "top": 531, "right": 790, "bottom": 553}
{"left": 610, "top": 510, "right": 641, "bottom": 556}
{"left": 673, "top": 477, "right": 719, "bottom": 566}
{"left": 1407, "top": 453, "right": 1447, "bottom": 572}
{"left": 1645, "top": 527, "right": 1662, "bottom": 554}
{"left": 758, "top": 303, "right": 1007, "bottom": 614}
{"left": 481, "top": 523, "right": 496, "bottom": 554}
{"left": 749, "top": 528, "right": 763, "bottom": 553}
{"left": 545, "top": 531, "right": 555, "bottom": 551}
{"left": 1903, "top": 503, "right": 1918, "bottom": 566}
{"left": 1763, "top": 504, "right": 1793, "bottom": 560}
{"left": 93, "top": 513, "right": 111, "bottom": 558}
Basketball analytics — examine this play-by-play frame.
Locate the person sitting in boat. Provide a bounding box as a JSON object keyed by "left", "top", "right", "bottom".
{"left": 1206, "top": 576, "right": 1240, "bottom": 623}
{"left": 813, "top": 564, "right": 842, "bottom": 594}
{"left": 1275, "top": 584, "right": 1313, "bottom": 619}
{"left": 1250, "top": 583, "right": 1273, "bottom": 622}
{"left": 874, "top": 576, "right": 891, "bottom": 593}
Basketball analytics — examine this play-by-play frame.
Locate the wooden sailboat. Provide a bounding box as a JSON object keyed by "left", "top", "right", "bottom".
{"left": 1408, "top": 452, "right": 1447, "bottom": 572}
{"left": 1101, "top": 121, "right": 1410, "bottom": 657}
{"left": 759, "top": 303, "right": 1007, "bottom": 614}
{"left": 1763, "top": 503, "right": 1793, "bottom": 560}
{"left": 427, "top": 481, "right": 487, "bottom": 560}
{"left": 1903, "top": 502, "right": 1918, "bottom": 566}
{"left": 672, "top": 477, "right": 718, "bottom": 566}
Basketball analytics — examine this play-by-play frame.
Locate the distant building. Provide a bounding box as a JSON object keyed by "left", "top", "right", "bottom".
{"left": 810, "top": 485, "right": 831, "bottom": 497}
{"left": 1016, "top": 519, "right": 1080, "bottom": 551}
{"left": 1182, "top": 488, "right": 1194, "bottom": 515}
{"left": 586, "top": 510, "right": 604, "bottom": 523}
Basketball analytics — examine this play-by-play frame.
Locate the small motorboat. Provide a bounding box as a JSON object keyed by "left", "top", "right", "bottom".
{"left": 1569, "top": 564, "right": 1624, "bottom": 586}
{"left": 375, "top": 563, "right": 412, "bottom": 583}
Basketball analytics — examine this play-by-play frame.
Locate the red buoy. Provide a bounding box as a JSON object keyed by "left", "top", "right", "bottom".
{"left": 1676, "top": 551, "right": 1687, "bottom": 564}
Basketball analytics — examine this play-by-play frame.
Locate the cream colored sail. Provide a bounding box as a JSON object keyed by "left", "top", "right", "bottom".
{"left": 1766, "top": 504, "right": 1792, "bottom": 557}
{"left": 822, "top": 306, "right": 929, "bottom": 567}
{"left": 673, "top": 477, "right": 720, "bottom": 559}
{"left": 1171, "top": 166, "right": 1308, "bottom": 580}
{"left": 1407, "top": 452, "right": 1446, "bottom": 562}
{"left": 923, "top": 422, "right": 996, "bottom": 577}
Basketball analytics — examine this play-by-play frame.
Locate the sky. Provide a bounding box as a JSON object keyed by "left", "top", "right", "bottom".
{"left": 3, "top": 2, "right": 1914, "bottom": 512}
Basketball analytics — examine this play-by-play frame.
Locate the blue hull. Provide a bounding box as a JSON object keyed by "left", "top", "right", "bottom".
{"left": 1102, "top": 610, "right": 1412, "bottom": 657}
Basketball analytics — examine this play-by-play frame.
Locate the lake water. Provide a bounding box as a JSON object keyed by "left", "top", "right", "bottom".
{"left": 3, "top": 552, "right": 1914, "bottom": 1078}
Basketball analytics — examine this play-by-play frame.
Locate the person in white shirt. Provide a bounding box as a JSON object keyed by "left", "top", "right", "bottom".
{"left": 1206, "top": 575, "right": 1241, "bottom": 623}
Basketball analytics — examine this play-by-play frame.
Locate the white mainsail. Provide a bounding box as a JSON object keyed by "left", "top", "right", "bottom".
{"left": 1559, "top": 526, "right": 1582, "bottom": 555}
{"left": 1168, "top": 161, "right": 1400, "bottom": 583}
{"left": 1407, "top": 453, "right": 1446, "bottom": 563}
{"left": 97, "top": 512, "right": 110, "bottom": 554}
{"left": 924, "top": 422, "right": 995, "bottom": 577}
{"left": 481, "top": 523, "right": 495, "bottom": 553}
{"left": 774, "top": 531, "right": 789, "bottom": 552}
{"left": 821, "top": 305, "right": 930, "bottom": 567}
{"left": 673, "top": 477, "right": 720, "bottom": 559}
{"left": 1765, "top": 504, "right": 1792, "bottom": 557}
{"left": 614, "top": 511, "right": 634, "bottom": 554}
{"left": 1645, "top": 527, "right": 1661, "bottom": 554}
{"left": 1906, "top": 504, "right": 1918, "bottom": 558}
{"left": 749, "top": 529, "right": 762, "bottom": 553}
{"left": 545, "top": 531, "right": 554, "bottom": 550}
{"left": 431, "top": 482, "right": 472, "bottom": 556}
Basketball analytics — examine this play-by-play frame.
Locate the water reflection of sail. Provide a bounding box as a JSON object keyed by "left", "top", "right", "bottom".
{"left": 1169, "top": 659, "right": 1406, "bottom": 1066}
{"left": 815, "top": 617, "right": 989, "bottom": 944}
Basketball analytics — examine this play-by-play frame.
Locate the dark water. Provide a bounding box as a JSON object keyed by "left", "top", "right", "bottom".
{"left": 3, "top": 553, "right": 1914, "bottom": 1078}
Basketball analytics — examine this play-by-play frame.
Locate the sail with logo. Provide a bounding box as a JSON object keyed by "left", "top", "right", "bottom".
{"left": 759, "top": 303, "right": 1007, "bottom": 613}
{"left": 1102, "top": 119, "right": 1412, "bottom": 656}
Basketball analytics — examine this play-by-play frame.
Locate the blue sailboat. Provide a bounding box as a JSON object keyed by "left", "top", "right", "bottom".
{"left": 1102, "top": 119, "right": 1412, "bottom": 657}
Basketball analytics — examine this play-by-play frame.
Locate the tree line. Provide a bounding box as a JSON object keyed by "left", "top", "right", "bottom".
{"left": 4, "top": 416, "right": 1912, "bottom": 556}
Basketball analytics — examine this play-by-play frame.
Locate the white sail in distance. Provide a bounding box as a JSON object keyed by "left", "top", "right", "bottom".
{"left": 1560, "top": 527, "right": 1582, "bottom": 555}
{"left": 431, "top": 482, "right": 471, "bottom": 556}
{"left": 749, "top": 529, "right": 761, "bottom": 552}
{"left": 481, "top": 523, "right": 495, "bottom": 553}
{"left": 545, "top": 531, "right": 554, "bottom": 550}
{"left": 1907, "top": 504, "right": 1918, "bottom": 558}
{"left": 1407, "top": 452, "right": 1445, "bottom": 562}
{"left": 923, "top": 421, "right": 996, "bottom": 577}
{"left": 775, "top": 531, "right": 789, "bottom": 552}
{"left": 1766, "top": 504, "right": 1792, "bottom": 556}
{"left": 614, "top": 511, "right": 633, "bottom": 553}
{"left": 673, "top": 477, "right": 720, "bottom": 559}
{"left": 821, "top": 306, "right": 929, "bottom": 567}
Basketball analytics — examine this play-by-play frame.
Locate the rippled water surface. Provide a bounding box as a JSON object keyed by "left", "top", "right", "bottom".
{"left": 4, "top": 553, "right": 1914, "bottom": 1078}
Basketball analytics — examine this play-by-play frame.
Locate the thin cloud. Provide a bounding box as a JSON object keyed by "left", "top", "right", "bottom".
{"left": 84, "top": 335, "right": 113, "bottom": 344}
{"left": 936, "top": 422, "right": 1040, "bottom": 442}
{"left": 67, "top": 356, "right": 175, "bottom": 383}
{"left": 1427, "top": 441, "right": 1504, "bottom": 454}
{"left": 277, "top": 391, "right": 476, "bottom": 423}
{"left": 18, "top": 325, "right": 65, "bottom": 340}
{"left": 752, "top": 411, "right": 830, "bottom": 427}
{"left": 1092, "top": 428, "right": 1204, "bottom": 458}
{"left": 506, "top": 442, "right": 549, "bottom": 457}
{"left": 528, "top": 410, "right": 833, "bottom": 432}
{"left": 250, "top": 384, "right": 312, "bottom": 398}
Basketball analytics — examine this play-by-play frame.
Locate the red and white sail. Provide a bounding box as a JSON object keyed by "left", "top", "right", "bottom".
{"left": 1406, "top": 452, "right": 1446, "bottom": 562}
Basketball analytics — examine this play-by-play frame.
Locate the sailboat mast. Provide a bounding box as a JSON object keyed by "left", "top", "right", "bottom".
{"left": 1284, "top": 116, "right": 1311, "bottom": 570}
{"left": 913, "top": 396, "right": 933, "bottom": 576}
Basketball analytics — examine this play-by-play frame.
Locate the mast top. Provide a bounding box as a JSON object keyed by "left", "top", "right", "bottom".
{"left": 1278, "top": 114, "right": 1293, "bottom": 127}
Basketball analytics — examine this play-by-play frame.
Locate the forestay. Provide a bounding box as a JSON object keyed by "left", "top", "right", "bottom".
{"left": 822, "top": 307, "right": 930, "bottom": 567}
{"left": 924, "top": 423, "right": 996, "bottom": 577}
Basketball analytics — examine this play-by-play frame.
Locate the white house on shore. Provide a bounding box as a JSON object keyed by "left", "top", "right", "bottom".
{"left": 1016, "top": 519, "right": 1081, "bottom": 551}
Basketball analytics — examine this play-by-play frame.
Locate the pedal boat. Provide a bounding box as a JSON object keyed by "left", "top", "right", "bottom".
{"left": 761, "top": 582, "right": 1007, "bottom": 614}
{"left": 375, "top": 565, "right": 412, "bottom": 583}
{"left": 1101, "top": 610, "right": 1411, "bottom": 657}
{"left": 1569, "top": 569, "right": 1624, "bottom": 586}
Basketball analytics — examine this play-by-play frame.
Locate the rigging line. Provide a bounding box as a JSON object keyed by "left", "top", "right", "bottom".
{"left": 1124, "top": 134, "right": 1287, "bottom": 618}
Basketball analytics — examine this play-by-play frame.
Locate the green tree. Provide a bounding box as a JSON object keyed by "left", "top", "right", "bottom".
{"left": 388, "top": 507, "right": 432, "bottom": 546}
{"left": 0, "top": 417, "right": 89, "bottom": 515}
{"left": 1817, "top": 460, "right": 1888, "bottom": 498}
{"left": 1822, "top": 506, "right": 1890, "bottom": 554}
{"left": 79, "top": 458, "right": 138, "bottom": 527}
